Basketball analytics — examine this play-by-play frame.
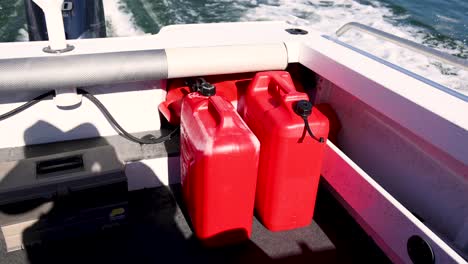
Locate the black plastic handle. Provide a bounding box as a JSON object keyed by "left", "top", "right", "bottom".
{"left": 36, "top": 155, "right": 84, "bottom": 176}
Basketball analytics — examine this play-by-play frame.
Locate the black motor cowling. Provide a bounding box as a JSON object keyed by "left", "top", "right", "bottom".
{"left": 24, "top": 0, "right": 106, "bottom": 41}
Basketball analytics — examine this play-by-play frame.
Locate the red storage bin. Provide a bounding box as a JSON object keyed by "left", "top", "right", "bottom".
{"left": 243, "top": 71, "right": 329, "bottom": 231}
{"left": 180, "top": 87, "right": 260, "bottom": 246}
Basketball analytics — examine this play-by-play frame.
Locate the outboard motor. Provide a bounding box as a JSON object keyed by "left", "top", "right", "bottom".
{"left": 24, "top": 0, "right": 106, "bottom": 41}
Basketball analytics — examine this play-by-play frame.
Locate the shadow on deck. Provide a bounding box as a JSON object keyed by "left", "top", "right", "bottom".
{"left": 1, "top": 180, "right": 391, "bottom": 264}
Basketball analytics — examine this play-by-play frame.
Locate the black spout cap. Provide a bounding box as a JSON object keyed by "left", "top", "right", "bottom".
{"left": 190, "top": 78, "right": 216, "bottom": 96}
{"left": 295, "top": 100, "right": 313, "bottom": 118}
{"left": 199, "top": 82, "right": 216, "bottom": 96}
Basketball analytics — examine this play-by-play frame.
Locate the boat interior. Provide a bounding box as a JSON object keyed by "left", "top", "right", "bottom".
{"left": 0, "top": 7, "right": 466, "bottom": 264}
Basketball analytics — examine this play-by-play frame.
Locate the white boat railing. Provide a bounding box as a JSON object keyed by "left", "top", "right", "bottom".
{"left": 335, "top": 22, "right": 468, "bottom": 71}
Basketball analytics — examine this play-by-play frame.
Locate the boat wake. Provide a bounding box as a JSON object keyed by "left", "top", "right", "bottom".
{"left": 102, "top": 0, "right": 145, "bottom": 37}
{"left": 240, "top": 0, "right": 467, "bottom": 95}
{"left": 100, "top": 0, "right": 468, "bottom": 95}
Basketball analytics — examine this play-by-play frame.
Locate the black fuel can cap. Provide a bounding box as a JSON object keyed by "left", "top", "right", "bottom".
{"left": 295, "top": 100, "right": 313, "bottom": 117}
{"left": 199, "top": 82, "right": 216, "bottom": 96}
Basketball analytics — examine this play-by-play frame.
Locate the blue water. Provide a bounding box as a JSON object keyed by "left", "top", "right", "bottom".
{"left": 375, "top": 0, "right": 467, "bottom": 44}
{"left": 0, "top": 0, "right": 466, "bottom": 44}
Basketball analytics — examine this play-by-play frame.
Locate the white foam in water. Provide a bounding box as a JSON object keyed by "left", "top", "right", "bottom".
{"left": 241, "top": 0, "right": 468, "bottom": 96}
{"left": 16, "top": 27, "right": 29, "bottom": 42}
{"left": 102, "top": 0, "right": 145, "bottom": 37}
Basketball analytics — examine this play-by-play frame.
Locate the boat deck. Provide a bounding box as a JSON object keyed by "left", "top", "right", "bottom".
{"left": 0, "top": 182, "right": 390, "bottom": 264}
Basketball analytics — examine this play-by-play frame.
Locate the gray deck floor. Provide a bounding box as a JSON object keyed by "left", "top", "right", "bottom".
{"left": 0, "top": 183, "right": 391, "bottom": 264}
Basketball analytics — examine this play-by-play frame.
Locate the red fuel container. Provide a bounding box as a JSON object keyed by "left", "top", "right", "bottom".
{"left": 180, "top": 87, "right": 260, "bottom": 246}
{"left": 242, "top": 71, "right": 329, "bottom": 231}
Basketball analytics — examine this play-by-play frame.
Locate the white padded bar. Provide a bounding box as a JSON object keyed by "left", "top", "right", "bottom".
{"left": 166, "top": 44, "right": 288, "bottom": 78}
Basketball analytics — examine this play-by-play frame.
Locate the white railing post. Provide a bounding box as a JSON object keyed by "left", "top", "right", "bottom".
{"left": 33, "top": 0, "right": 67, "bottom": 50}
{"left": 33, "top": 0, "right": 81, "bottom": 107}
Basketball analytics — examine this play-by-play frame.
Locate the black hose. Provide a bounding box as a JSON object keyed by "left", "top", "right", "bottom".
{"left": 0, "top": 89, "right": 178, "bottom": 145}
{"left": 0, "top": 91, "right": 55, "bottom": 121}
{"left": 302, "top": 117, "right": 324, "bottom": 143}
{"left": 77, "top": 88, "right": 179, "bottom": 144}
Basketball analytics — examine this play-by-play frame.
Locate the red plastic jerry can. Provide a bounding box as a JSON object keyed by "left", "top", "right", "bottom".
{"left": 180, "top": 84, "right": 260, "bottom": 246}
{"left": 242, "top": 71, "right": 329, "bottom": 232}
